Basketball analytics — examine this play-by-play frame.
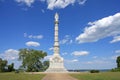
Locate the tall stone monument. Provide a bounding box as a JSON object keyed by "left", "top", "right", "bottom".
{"left": 45, "top": 13, "right": 68, "bottom": 72}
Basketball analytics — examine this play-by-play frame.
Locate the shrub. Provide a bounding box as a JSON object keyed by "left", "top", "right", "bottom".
{"left": 111, "top": 68, "right": 120, "bottom": 72}
{"left": 15, "top": 70, "right": 19, "bottom": 73}
{"left": 90, "top": 70, "right": 100, "bottom": 73}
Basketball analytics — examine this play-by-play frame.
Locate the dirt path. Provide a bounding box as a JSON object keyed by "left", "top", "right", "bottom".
{"left": 42, "top": 73, "right": 78, "bottom": 80}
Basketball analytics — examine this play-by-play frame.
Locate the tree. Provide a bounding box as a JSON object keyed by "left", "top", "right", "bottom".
{"left": 116, "top": 56, "right": 120, "bottom": 68}
{"left": 8, "top": 63, "right": 15, "bottom": 72}
{"left": 0, "top": 58, "right": 15, "bottom": 72}
{"left": 43, "top": 61, "right": 49, "bottom": 70}
{"left": 90, "top": 70, "right": 99, "bottom": 73}
{"left": 18, "top": 48, "right": 47, "bottom": 72}
{"left": 0, "top": 58, "right": 7, "bottom": 72}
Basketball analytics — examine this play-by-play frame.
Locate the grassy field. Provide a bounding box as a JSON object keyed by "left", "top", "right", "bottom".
{"left": 71, "top": 72, "right": 120, "bottom": 80}
{"left": 0, "top": 72, "right": 45, "bottom": 80}
{"left": 1, "top": 72, "right": 120, "bottom": 80}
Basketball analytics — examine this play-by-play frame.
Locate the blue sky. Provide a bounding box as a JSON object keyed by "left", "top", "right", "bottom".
{"left": 0, "top": 0, "right": 120, "bottom": 70}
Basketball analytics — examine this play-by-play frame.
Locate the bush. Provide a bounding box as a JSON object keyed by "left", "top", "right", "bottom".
{"left": 90, "top": 70, "right": 100, "bottom": 73}
{"left": 15, "top": 70, "right": 19, "bottom": 73}
{"left": 111, "top": 68, "right": 120, "bottom": 72}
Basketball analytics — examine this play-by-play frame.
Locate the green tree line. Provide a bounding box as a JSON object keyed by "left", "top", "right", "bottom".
{"left": 0, "top": 58, "right": 14, "bottom": 72}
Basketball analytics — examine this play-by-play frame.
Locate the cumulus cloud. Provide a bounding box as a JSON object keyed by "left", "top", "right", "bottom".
{"left": 60, "top": 35, "right": 73, "bottom": 44}
{"left": 110, "top": 36, "right": 120, "bottom": 43}
{"left": 26, "top": 41, "right": 40, "bottom": 47}
{"left": 15, "top": 0, "right": 35, "bottom": 7}
{"left": 72, "top": 51, "right": 89, "bottom": 56}
{"left": 0, "top": 49, "right": 22, "bottom": 69}
{"left": 0, "top": 49, "right": 19, "bottom": 60}
{"left": 47, "top": 0, "right": 75, "bottom": 10}
{"left": 24, "top": 33, "right": 43, "bottom": 39}
{"left": 47, "top": 0, "right": 87, "bottom": 10}
{"left": 76, "top": 12, "right": 120, "bottom": 43}
{"left": 15, "top": 0, "right": 87, "bottom": 9}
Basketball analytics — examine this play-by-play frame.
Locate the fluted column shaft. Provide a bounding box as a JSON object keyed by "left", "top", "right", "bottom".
{"left": 54, "top": 13, "right": 60, "bottom": 55}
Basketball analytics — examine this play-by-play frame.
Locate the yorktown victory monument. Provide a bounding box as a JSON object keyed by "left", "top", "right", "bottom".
{"left": 45, "top": 13, "right": 68, "bottom": 72}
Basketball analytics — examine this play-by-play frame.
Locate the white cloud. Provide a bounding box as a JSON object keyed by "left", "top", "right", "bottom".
{"left": 26, "top": 41, "right": 40, "bottom": 47}
{"left": 78, "top": 0, "right": 87, "bottom": 5}
{"left": 44, "top": 55, "right": 52, "bottom": 60}
{"left": 0, "top": 49, "right": 22, "bottom": 69}
{"left": 15, "top": 0, "right": 35, "bottom": 7}
{"left": 41, "top": 9, "right": 45, "bottom": 13}
{"left": 49, "top": 47, "right": 53, "bottom": 51}
{"left": 15, "top": 0, "right": 87, "bottom": 9}
{"left": 65, "top": 59, "right": 79, "bottom": 63}
{"left": 28, "top": 35, "right": 43, "bottom": 39}
{"left": 24, "top": 33, "right": 43, "bottom": 39}
{"left": 76, "top": 13, "right": 120, "bottom": 43}
{"left": 60, "top": 35, "right": 73, "bottom": 44}
{"left": 47, "top": 0, "right": 87, "bottom": 10}
{"left": 65, "top": 56, "right": 116, "bottom": 69}
{"left": 47, "top": 0, "right": 75, "bottom": 10}
{"left": 110, "top": 36, "right": 120, "bottom": 43}
{"left": 0, "top": 49, "right": 19, "bottom": 60}
{"left": 115, "top": 50, "right": 120, "bottom": 54}
{"left": 85, "top": 60, "right": 110, "bottom": 65}
{"left": 72, "top": 59, "right": 78, "bottom": 62}
{"left": 72, "top": 51, "right": 89, "bottom": 56}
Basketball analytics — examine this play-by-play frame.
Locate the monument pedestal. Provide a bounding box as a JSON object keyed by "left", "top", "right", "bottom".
{"left": 45, "top": 54, "right": 68, "bottom": 72}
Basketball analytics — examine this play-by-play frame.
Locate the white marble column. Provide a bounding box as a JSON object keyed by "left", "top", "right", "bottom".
{"left": 45, "top": 13, "right": 68, "bottom": 72}
{"left": 54, "top": 13, "right": 60, "bottom": 55}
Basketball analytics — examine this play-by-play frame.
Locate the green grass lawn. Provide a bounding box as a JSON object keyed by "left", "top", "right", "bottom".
{"left": 0, "top": 72, "right": 45, "bottom": 80}
{"left": 71, "top": 72, "right": 120, "bottom": 80}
